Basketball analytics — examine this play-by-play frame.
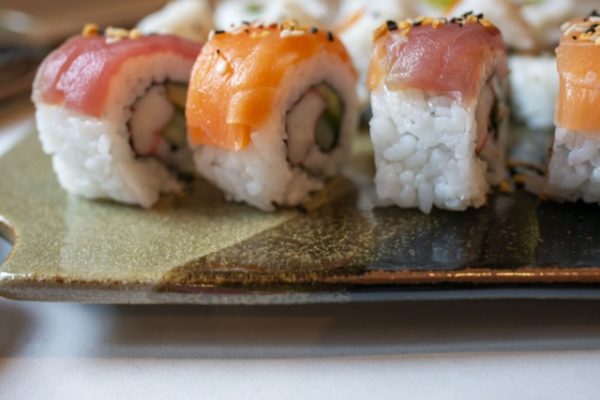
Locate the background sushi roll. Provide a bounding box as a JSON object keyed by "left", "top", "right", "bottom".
{"left": 32, "top": 25, "right": 202, "bottom": 208}
{"left": 186, "top": 21, "right": 359, "bottom": 211}
{"left": 334, "top": 0, "right": 414, "bottom": 107}
{"left": 509, "top": 54, "right": 558, "bottom": 129}
{"left": 546, "top": 13, "right": 600, "bottom": 203}
{"left": 448, "top": 0, "right": 536, "bottom": 51}
{"left": 136, "top": 0, "right": 214, "bottom": 42}
{"left": 214, "top": 0, "right": 335, "bottom": 29}
{"left": 334, "top": 0, "right": 413, "bottom": 108}
{"left": 368, "top": 16, "right": 509, "bottom": 213}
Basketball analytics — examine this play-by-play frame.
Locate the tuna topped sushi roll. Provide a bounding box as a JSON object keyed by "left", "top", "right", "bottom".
{"left": 186, "top": 21, "right": 359, "bottom": 211}
{"left": 32, "top": 25, "right": 202, "bottom": 207}
{"left": 368, "top": 15, "right": 509, "bottom": 213}
{"left": 547, "top": 12, "right": 600, "bottom": 203}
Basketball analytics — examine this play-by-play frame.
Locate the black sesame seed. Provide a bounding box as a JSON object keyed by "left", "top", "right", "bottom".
{"left": 476, "top": 13, "right": 484, "bottom": 19}
{"left": 572, "top": 35, "right": 578, "bottom": 40}
{"left": 585, "top": 23, "right": 599, "bottom": 33}
{"left": 311, "top": 26, "right": 318, "bottom": 34}
{"left": 216, "top": 48, "right": 221, "bottom": 54}
{"left": 242, "top": 20, "right": 250, "bottom": 25}
{"left": 386, "top": 20, "right": 398, "bottom": 31}
{"left": 590, "top": 10, "right": 599, "bottom": 17}
{"left": 214, "top": 30, "right": 225, "bottom": 35}
{"left": 413, "top": 20, "right": 422, "bottom": 26}
{"left": 327, "top": 31, "right": 334, "bottom": 41}
{"left": 462, "top": 11, "right": 473, "bottom": 17}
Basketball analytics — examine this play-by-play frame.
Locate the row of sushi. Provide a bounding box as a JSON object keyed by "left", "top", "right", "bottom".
{"left": 137, "top": 0, "right": 596, "bottom": 130}
{"left": 31, "top": 11, "right": 600, "bottom": 214}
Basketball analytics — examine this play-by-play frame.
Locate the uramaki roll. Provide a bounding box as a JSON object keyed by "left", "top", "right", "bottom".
{"left": 32, "top": 25, "right": 202, "bottom": 207}
{"left": 186, "top": 21, "right": 359, "bottom": 210}
{"left": 547, "top": 12, "right": 600, "bottom": 203}
{"left": 368, "top": 15, "right": 509, "bottom": 213}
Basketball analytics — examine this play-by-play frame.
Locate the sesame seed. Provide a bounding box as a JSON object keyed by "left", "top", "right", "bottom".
{"left": 386, "top": 20, "right": 398, "bottom": 31}
{"left": 327, "top": 31, "right": 334, "bottom": 41}
{"left": 215, "top": 59, "right": 227, "bottom": 75}
{"left": 215, "top": 30, "right": 225, "bottom": 35}
{"left": 311, "top": 26, "right": 318, "bottom": 34}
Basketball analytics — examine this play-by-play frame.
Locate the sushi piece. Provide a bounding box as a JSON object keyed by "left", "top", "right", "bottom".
{"left": 520, "top": 0, "right": 575, "bottom": 50}
{"left": 32, "top": 25, "right": 202, "bottom": 207}
{"left": 449, "top": 0, "right": 536, "bottom": 51}
{"left": 186, "top": 21, "right": 359, "bottom": 211}
{"left": 334, "top": 0, "right": 414, "bottom": 108}
{"left": 546, "top": 12, "right": 600, "bottom": 203}
{"left": 214, "top": 0, "right": 335, "bottom": 29}
{"left": 509, "top": 54, "right": 559, "bottom": 129}
{"left": 137, "top": 0, "right": 214, "bottom": 42}
{"left": 368, "top": 15, "right": 509, "bottom": 213}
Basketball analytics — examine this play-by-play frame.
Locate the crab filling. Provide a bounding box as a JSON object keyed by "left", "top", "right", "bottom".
{"left": 475, "top": 79, "right": 503, "bottom": 155}
{"left": 286, "top": 83, "right": 344, "bottom": 172}
{"left": 129, "top": 82, "right": 188, "bottom": 165}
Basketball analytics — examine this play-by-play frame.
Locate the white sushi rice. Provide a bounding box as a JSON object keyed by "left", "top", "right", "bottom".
{"left": 546, "top": 127, "right": 600, "bottom": 203}
{"left": 192, "top": 52, "right": 358, "bottom": 211}
{"left": 32, "top": 52, "right": 194, "bottom": 208}
{"left": 137, "top": 0, "right": 213, "bottom": 42}
{"left": 370, "top": 85, "right": 507, "bottom": 213}
{"left": 509, "top": 54, "right": 558, "bottom": 130}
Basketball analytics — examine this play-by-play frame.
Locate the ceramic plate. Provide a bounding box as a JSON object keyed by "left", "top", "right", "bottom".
{"left": 1, "top": 128, "right": 599, "bottom": 304}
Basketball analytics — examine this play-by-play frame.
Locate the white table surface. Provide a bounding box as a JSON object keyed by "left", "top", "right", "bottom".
{"left": 1, "top": 105, "right": 600, "bottom": 399}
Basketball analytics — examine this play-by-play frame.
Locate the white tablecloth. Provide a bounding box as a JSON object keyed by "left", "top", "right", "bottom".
{"left": 1, "top": 108, "right": 599, "bottom": 399}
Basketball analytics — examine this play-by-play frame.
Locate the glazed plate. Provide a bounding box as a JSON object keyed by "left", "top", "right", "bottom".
{"left": 1, "top": 128, "right": 600, "bottom": 304}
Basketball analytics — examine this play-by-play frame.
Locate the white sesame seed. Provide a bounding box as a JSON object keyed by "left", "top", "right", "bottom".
{"left": 215, "top": 59, "right": 227, "bottom": 75}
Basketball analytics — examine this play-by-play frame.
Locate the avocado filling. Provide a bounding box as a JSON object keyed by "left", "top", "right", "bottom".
{"left": 286, "top": 83, "right": 344, "bottom": 172}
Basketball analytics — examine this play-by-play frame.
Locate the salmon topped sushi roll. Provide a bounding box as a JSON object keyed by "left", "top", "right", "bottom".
{"left": 368, "top": 14, "right": 509, "bottom": 213}
{"left": 186, "top": 21, "right": 359, "bottom": 210}
{"left": 547, "top": 12, "right": 600, "bottom": 203}
{"left": 32, "top": 25, "right": 202, "bottom": 207}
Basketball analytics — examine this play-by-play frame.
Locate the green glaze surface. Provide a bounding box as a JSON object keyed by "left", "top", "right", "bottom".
{"left": 1, "top": 130, "right": 600, "bottom": 304}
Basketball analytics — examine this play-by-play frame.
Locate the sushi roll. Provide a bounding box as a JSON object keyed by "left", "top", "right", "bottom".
{"left": 214, "top": 0, "right": 335, "bottom": 29}
{"left": 546, "top": 12, "right": 600, "bottom": 203}
{"left": 186, "top": 21, "right": 359, "bottom": 211}
{"left": 449, "top": 0, "right": 536, "bottom": 51}
{"left": 136, "top": 0, "right": 214, "bottom": 42}
{"left": 32, "top": 25, "right": 202, "bottom": 207}
{"left": 368, "top": 15, "right": 509, "bottom": 213}
{"left": 509, "top": 54, "right": 559, "bottom": 129}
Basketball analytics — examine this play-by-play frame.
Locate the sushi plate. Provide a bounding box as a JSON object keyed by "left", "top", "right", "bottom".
{"left": 1, "top": 128, "right": 600, "bottom": 305}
